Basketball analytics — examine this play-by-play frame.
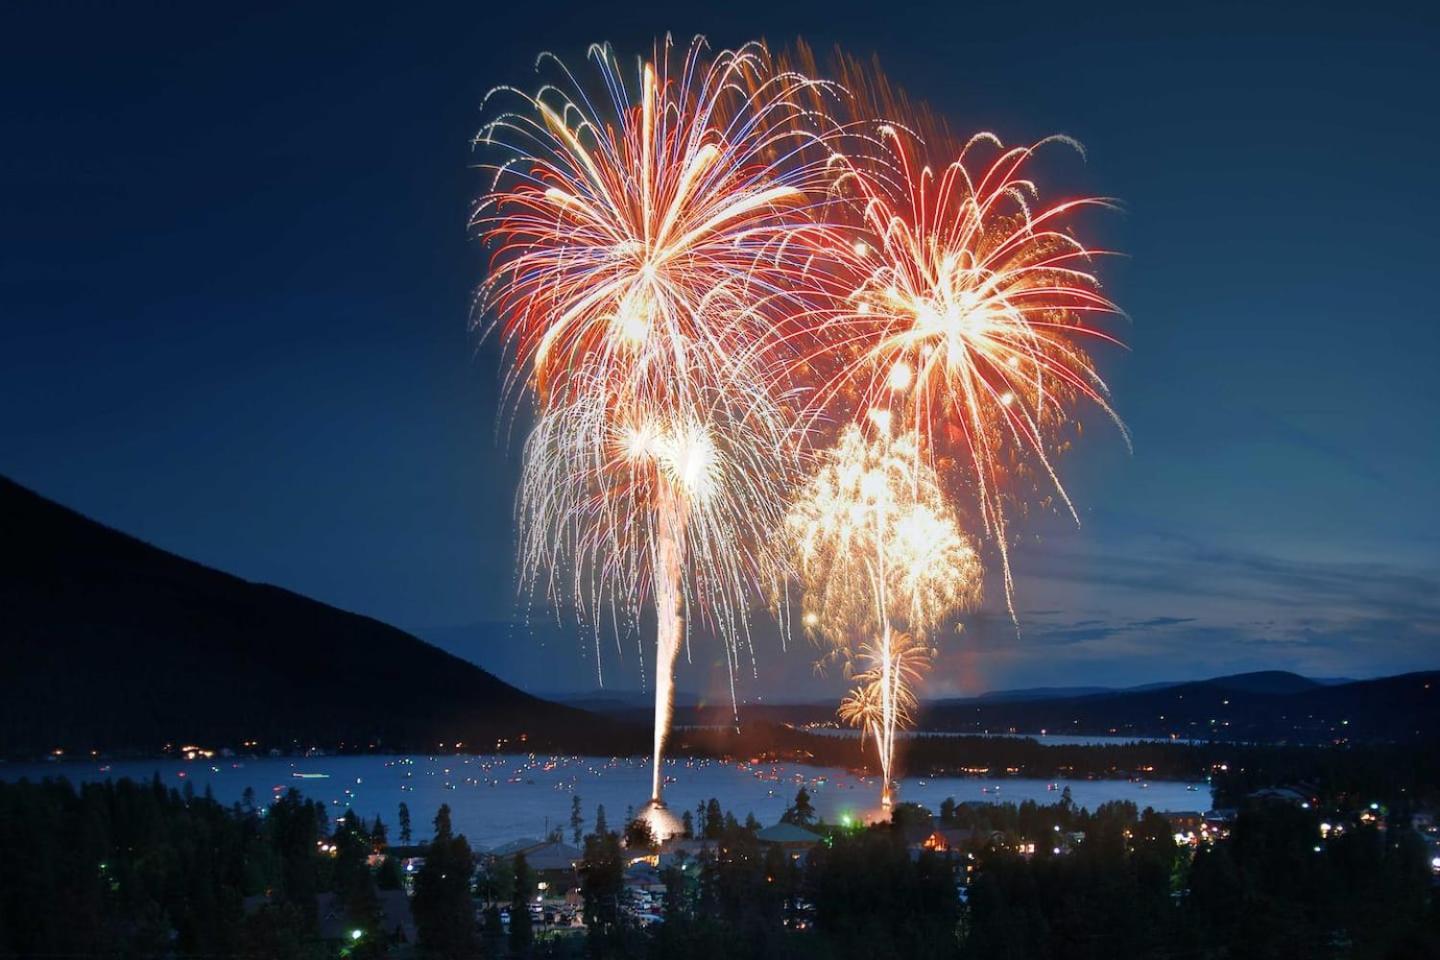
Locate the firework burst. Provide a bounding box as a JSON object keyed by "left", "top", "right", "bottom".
{"left": 473, "top": 36, "right": 842, "bottom": 808}
{"left": 805, "top": 51, "right": 1129, "bottom": 619}
{"left": 837, "top": 629, "right": 932, "bottom": 780}
{"left": 786, "top": 422, "right": 982, "bottom": 805}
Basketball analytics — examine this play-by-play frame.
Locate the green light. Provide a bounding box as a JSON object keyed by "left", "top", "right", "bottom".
{"left": 840, "top": 814, "right": 852, "bottom": 827}
{"left": 350, "top": 929, "right": 363, "bottom": 941}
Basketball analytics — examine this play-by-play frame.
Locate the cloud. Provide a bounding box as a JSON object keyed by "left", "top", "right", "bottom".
{"left": 919, "top": 528, "right": 1440, "bottom": 693}
{"left": 1006, "top": 529, "right": 1440, "bottom": 624}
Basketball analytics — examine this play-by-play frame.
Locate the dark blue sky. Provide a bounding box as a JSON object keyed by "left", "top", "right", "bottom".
{"left": 3, "top": 1, "right": 1436, "bottom": 700}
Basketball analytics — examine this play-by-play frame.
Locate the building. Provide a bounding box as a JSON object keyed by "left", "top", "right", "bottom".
{"left": 511, "top": 840, "right": 582, "bottom": 875}
{"left": 486, "top": 838, "right": 583, "bottom": 903}
{"left": 918, "top": 827, "right": 1003, "bottom": 854}
{"left": 756, "top": 822, "right": 822, "bottom": 860}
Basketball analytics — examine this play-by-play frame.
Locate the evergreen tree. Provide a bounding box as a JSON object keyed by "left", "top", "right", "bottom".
{"left": 397, "top": 801, "right": 412, "bottom": 845}
{"left": 579, "top": 831, "right": 625, "bottom": 955}
{"left": 411, "top": 804, "right": 475, "bottom": 959}
{"left": 594, "top": 803, "right": 608, "bottom": 836}
{"left": 704, "top": 799, "right": 724, "bottom": 840}
{"left": 570, "top": 794, "right": 585, "bottom": 846}
{"left": 270, "top": 788, "right": 320, "bottom": 919}
{"left": 781, "top": 786, "right": 816, "bottom": 826}
{"left": 939, "top": 797, "right": 956, "bottom": 824}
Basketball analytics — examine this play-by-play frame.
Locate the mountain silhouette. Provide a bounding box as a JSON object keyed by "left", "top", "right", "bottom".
{"left": 0, "top": 476, "right": 643, "bottom": 757}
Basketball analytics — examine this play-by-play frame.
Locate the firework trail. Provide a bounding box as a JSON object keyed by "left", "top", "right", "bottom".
{"left": 473, "top": 37, "right": 842, "bottom": 812}
{"left": 786, "top": 422, "right": 982, "bottom": 805}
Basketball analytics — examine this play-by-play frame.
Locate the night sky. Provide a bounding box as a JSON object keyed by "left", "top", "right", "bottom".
{"left": 3, "top": 1, "right": 1436, "bottom": 701}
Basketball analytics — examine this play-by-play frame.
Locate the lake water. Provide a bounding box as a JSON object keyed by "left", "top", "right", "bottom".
{"left": 0, "top": 755, "right": 1211, "bottom": 850}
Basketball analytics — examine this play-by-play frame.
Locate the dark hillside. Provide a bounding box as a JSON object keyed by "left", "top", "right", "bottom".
{"left": 0, "top": 477, "right": 644, "bottom": 756}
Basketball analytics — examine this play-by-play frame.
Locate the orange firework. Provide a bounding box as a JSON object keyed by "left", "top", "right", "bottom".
{"left": 472, "top": 37, "right": 842, "bottom": 816}
{"left": 808, "top": 51, "right": 1129, "bottom": 619}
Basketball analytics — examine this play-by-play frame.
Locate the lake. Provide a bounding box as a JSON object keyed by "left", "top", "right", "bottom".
{"left": 0, "top": 754, "right": 1212, "bottom": 849}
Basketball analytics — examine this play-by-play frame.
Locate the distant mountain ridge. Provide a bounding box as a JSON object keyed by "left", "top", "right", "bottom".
{"left": 974, "top": 685, "right": 1116, "bottom": 702}
{"left": 915, "top": 670, "right": 1436, "bottom": 742}
{"left": 662, "top": 669, "right": 1437, "bottom": 743}
{"left": 0, "top": 476, "right": 644, "bottom": 757}
{"left": 969, "top": 670, "right": 1356, "bottom": 703}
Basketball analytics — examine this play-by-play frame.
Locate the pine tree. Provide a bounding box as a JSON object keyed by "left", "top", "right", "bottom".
{"left": 781, "top": 787, "right": 816, "bottom": 826}
{"left": 579, "top": 832, "right": 625, "bottom": 955}
{"left": 397, "top": 801, "right": 412, "bottom": 845}
{"left": 570, "top": 794, "right": 584, "bottom": 845}
{"left": 411, "top": 804, "right": 475, "bottom": 959}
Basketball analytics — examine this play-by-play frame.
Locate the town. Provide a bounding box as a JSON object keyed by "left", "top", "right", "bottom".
{"left": 5, "top": 761, "right": 1437, "bottom": 959}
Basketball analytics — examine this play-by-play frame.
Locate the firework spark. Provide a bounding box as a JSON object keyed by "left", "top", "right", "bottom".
{"left": 786, "top": 423, "right": 982, "bottom": 805}
{"left": 473, "top": 37, "right": 841, "bottom": 809}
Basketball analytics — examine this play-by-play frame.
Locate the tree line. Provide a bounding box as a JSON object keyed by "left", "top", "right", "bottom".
{"left": 2, "top": 775, "right": 1437, "bottom": 958}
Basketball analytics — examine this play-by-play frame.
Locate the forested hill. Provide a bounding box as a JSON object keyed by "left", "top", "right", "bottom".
{"left": 0, "top": 476, "right": 644, "bottom": 757}
{"left": 915, "top": 670, "right": 1438, "bottom": 743}
{"left": 670, "top": 670, "right": 1438, "bottom": 744}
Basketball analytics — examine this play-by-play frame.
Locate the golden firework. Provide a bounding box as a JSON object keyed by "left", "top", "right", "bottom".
{"left": 786, "top": 422, "right": 982, "bottom": 804}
